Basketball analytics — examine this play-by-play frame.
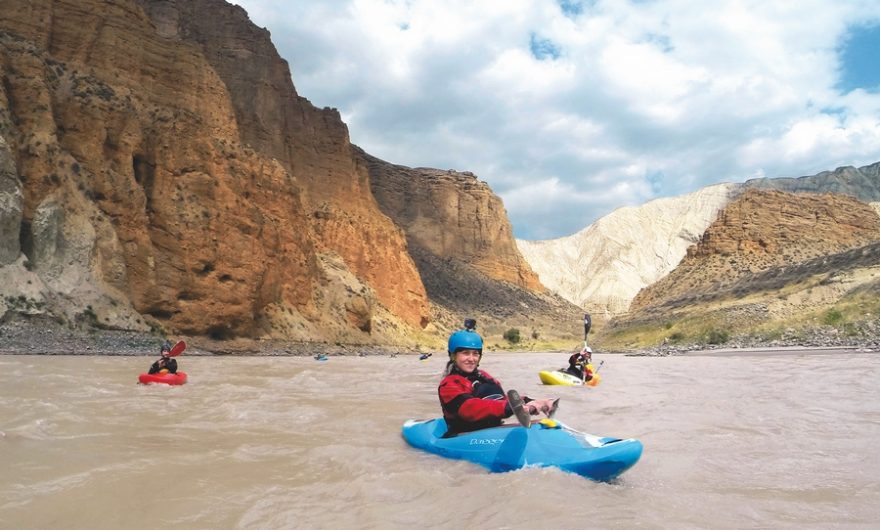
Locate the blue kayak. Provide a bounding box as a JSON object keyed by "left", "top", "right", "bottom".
{"left": 401, "top": 418, "right": 642, "bottom": 482}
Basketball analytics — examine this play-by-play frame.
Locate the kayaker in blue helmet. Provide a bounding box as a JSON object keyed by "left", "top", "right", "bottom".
{"left": 148, "top": 340, "right": 179, "bottom": 375}
{"left": 438, "top": 322, "right": 557, "bottom": 436}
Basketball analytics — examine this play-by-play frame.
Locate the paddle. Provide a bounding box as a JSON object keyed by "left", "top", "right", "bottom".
{"left": 168, "top": 340, "right": 186, "bottom": 357}
{"left": 583, "top": 313, "right": 591, "bottom": 343}
{"left": 584, "top": 359, "right": 604, "bottom": 387}
{"left": 506, "top": 389, "right": 532, "bottom": 428}
{"left": 547, "top": 397, "right": 560, "bottom": 418}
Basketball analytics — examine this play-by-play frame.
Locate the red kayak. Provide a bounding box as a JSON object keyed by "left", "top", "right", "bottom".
{"left": 138, "top": 371, "right": 188, "bottom": 385}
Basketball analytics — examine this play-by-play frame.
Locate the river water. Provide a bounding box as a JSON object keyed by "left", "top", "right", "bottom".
{"left": 1, "top": 350, "right": 878, "bottom": 529}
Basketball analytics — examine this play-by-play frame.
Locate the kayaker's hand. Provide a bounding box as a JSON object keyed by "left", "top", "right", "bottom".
{"left": 526, "top": 399, "right": 555, "bottom": 416}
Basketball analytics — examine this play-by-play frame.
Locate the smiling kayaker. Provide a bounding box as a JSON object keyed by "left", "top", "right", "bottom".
{"left": 438, "top": 326, "right": 556, "bottom": 437}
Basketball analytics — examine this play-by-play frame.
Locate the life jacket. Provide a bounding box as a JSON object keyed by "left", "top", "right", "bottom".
{"left": 439, "top": 366, "right": 507, "bottom": 436}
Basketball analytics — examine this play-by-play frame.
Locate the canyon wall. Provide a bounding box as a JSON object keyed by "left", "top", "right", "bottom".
{"left": 0, "top": 0, "right": 431, "bottom": 342}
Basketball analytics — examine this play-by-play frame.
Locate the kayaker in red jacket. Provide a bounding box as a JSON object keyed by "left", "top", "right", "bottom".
{"left": 148, "top": 340, "right": 178, "bottom": 375}
{"left": 439, "top": 325, "right": 556, "bottom": 436}
{"left": 565, "top": 346, "right": 593, "bottom": 382}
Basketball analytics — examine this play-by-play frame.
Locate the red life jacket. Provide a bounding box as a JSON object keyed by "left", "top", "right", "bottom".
{"left": 438, "top": 368, "right": 509, "bottom": 435}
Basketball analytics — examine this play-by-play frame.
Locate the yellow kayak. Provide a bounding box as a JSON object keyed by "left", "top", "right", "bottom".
{"left": 538, "top": 366, "right": 602, "bottom": 387}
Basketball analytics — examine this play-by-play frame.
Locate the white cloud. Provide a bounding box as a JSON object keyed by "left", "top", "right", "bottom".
{"left": 230, "top": 0, "right": 880, "bottom": 239}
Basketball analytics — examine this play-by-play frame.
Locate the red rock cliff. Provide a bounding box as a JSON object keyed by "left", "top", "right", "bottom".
{"left": 360, "top": 150, "right": 543, "bottom": 291}
{"left": 0, "top": 0, "right": 429, "bottom": 340}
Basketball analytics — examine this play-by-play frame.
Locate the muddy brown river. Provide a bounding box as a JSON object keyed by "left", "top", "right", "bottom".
{"left": 1, "top": 350, "right": 878, "bottom": 529}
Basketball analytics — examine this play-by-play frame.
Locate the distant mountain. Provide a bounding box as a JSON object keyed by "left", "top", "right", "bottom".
{"left": 518, "top": 162, "right": 880, "bottom": 322}
{"left": 629, "top": 189, "right": 880, "bottom": 313}
{"left": 743, "top": 162, "right": 880, "bottom": 200}
{"left": 604, "top": 189, "right": 880, "bottom": 350}
{"left": 517, "top": 184, "right": 736, "bottom": 318}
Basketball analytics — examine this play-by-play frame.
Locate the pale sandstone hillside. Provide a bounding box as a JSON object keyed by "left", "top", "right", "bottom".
{"left": 517, "top": 183, "right": 737, "bottom": 318}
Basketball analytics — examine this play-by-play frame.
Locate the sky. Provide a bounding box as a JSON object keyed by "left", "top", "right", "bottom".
{"left": 229, "top": 0, "right": 880, "bottom": 240}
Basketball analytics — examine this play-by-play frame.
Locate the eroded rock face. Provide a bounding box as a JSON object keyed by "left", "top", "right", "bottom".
{"left": 0, "top": 0, "right": 431, "bottom": 339}
{"left": 0, "top": 134, "right": 21, "bottom": 265}
{"left": 358, "top": 149, "right": 592, "bottom": 341}
{"left": 361, "top": 149, "right": 543, "bottom": 291}
{"left": 139, "top": 0, "right": 430, "bottom": 331}
{"left": 629, "top": 189, "right": 880, "bottom": 312}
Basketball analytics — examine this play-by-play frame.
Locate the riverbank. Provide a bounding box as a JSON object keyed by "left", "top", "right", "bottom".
{"left": 0, "top": 316, "right": 422, "bottom": 357}
{"left": 2, "top": 314, "right": 878, "bottom": 357}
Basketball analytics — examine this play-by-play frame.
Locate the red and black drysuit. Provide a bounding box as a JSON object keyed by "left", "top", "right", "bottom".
{"left": 564, "top": 352, "right": 592, "bottom": 381}
{"left": 148, "top": 357, "right": 178, "bottom": 375}
{"left": 439, "top": 366, "right": 515, "bottom": 437}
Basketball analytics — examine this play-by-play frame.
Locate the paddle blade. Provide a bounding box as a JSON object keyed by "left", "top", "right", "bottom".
{"left": 587, "top": 374, "right": 601, "bottom": 387}
{"left": 548, "top": 398, "right": 560, "bottom": 419}
{"left": 506, "top": 389, "right": 531, "bottom": 428}
{"left": 169, "top": 340, "right": 186, "bottom": 357}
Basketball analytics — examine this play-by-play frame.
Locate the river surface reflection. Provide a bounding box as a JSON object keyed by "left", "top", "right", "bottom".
{"left": 1, "top": 350, "right": 878, "bottom": 529}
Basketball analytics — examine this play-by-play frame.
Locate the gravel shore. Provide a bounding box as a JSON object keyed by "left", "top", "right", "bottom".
{"left": 2, "top": 314, "right": 878, "bottom": 357}
{"left": 0, "top": 316, "right": 423, "bottom": 357}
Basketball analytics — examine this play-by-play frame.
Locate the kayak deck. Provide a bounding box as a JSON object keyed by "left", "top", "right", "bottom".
{"left": 138, "top": 371, "right": 188, "bottom": 385}
{"left": 539, "top": 370, "right": 583, "bottom": 385}
{"left": 401, "top": 417, "right": 642, "bottom": 482}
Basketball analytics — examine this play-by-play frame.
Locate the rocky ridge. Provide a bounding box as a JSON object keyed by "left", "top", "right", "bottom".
{"left": 360, "top": 148, "right": 583, "bottom": 343}
{"left": 517, "top": 183, "right": 736, "bottom": 318}
{"left": 517, "top": 162, "right": 880, "bottom": 325}
{"left": 602, "top": 191, "right": 880, "bottom": 352}
{"left": 629, "top": 189, "right": 880, "bottom": 312}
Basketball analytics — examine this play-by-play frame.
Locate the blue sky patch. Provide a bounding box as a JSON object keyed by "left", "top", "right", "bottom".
{"left": 647, "top": 170, "right": 665, "bottom": 194}
{"left": 836, "top": 24, "right": 880, "bottom": 93}
{"left": 530, "top": 33, "right": 561, "bottom": 60}
{"left": 557, "top": 0, "right": 585, "bottom": 17}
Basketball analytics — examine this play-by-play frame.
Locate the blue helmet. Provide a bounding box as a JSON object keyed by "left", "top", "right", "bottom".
{"left": 448, "top": 330, "right": 483, "bottom": 355}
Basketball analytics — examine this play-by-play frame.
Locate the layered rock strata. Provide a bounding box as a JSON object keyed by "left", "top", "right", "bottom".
{"left": 629, "top": 189, "right": 880, "bottom": 312}
{"left": 0, "top": 0, "right": 431, "bottom": 341}
{"left": 361, "top": 148, "right": 542, "bottom": 291}
{"left": 360, "top": 149, "right": 585, "bottom": 340}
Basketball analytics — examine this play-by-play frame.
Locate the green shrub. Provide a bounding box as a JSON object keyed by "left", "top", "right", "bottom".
{"left": 823, "top": 308, "right": 843, "bottom": 326}
{"left": 706, "top": 328, "right": 729, "bottom": 345}
{"left": 503, "top": 328, "right": 521, "bottom": 344}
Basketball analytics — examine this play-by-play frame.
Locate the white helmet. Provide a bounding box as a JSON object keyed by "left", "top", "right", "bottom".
{"left": 583, "top": 346, "right": 592, "bottom": 354}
